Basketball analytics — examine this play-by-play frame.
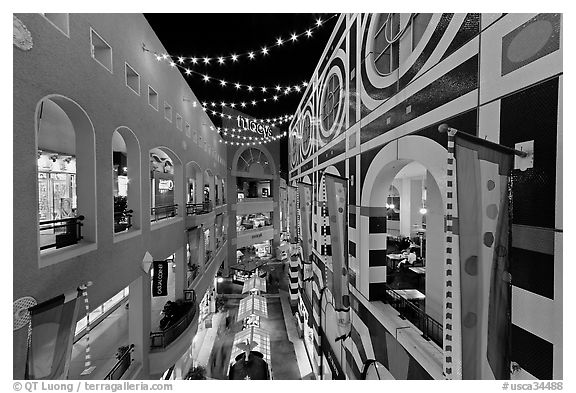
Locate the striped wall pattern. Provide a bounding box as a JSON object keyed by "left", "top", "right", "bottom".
{"left": 367, "top": 208, "right": 388, "bottom": 301}
{"left": 290, "top": 13, "right": 562, "bottom": 380}
{"left": 289, "top": 256, "right": 299, "bottom": 303}
{"left": 444, "top": 129, "right": 456, "bottom": 379}
{"left": 81, "top": 286, "right": 92, "bottom": 373}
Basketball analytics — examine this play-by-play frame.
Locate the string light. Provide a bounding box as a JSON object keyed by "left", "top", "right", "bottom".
{"left": 143, "top": 14, "right": 338, "bottom": 66}
{"left": 200, "top": 105, "right": 294, "bottom": 126}
{"left": 151, "top": 54, "right": 309, "bottom": 95}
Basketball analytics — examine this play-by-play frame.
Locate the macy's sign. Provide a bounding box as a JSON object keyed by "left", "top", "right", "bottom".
{"left": 237, "top": 116, "right": 273, "bottom": 138}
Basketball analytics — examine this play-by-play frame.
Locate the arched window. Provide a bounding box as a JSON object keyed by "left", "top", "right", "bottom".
{"left": 150, "top": 147, "right": 181, "bottom": 222}
{"left": 373, "top": 13, "right": 433, "bottom": 75}
{"left": 112, "top": 127, "right": 141, "bottom": 233}
{"left": 237, "top": 148, "right": 273, "bottom": 175}
{"left": 321, "top": 73, "right": 341, "bottom": 132}
{"left": 302, "top": 114, "right": 311, "bottom": 153}
{"left": 36, "top": 96, "right": 96, "bottom": 255}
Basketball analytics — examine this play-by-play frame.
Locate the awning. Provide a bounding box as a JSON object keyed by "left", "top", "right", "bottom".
{"left": 242, "top": 276, "right": 267, "bottom": 294}
{"left": 230, "top": 326, "right": 271, "bottom": 366}
{"left": 230, "top": 259, "right": 266, "bottom": 273}
{"left": 237, "top": 294, "right": 268, "bottom": 321}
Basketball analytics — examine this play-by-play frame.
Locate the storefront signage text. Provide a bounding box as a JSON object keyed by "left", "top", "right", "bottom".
{"left": 251, "top": 233, "right": 263, "bottom": 239}
{"left": 237, "top": 116, "right": 273, "bottom": 138}
{"left": 159, "top": 179, "right": 174, "bottom": 191}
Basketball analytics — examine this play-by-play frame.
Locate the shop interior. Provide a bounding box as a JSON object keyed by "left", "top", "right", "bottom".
{"left": 236, "top": 212, "right": 272, "bottom": 232}
{"left": 237, "top": 178, "right": 271, "bottom": 200}
{"left": 385, "top": 162, "right": 431, "bottom": 304}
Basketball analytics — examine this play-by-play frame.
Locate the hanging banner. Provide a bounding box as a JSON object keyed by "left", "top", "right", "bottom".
{"left": 452, "top": 130, "right": 514, "bottom": 380}
{"left": 324, "top": 173, "right": 351, "bottom": 341}
{"left": 152, "top": 260, "right": 169, "bottom": 297}
{"left": 25, "top": 289, "right": 81, "bottom": 379}
{"left": 298, "top": 183, "right": 313, "bottom": 262}
{"left": 288, "top": 185, "right": 298, "bottom": 242}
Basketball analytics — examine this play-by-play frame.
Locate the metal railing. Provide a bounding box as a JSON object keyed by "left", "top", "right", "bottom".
{"left": 150, "top": 204, "right": 178, "bottom": 222}
{"left": 187, "top": 267, "right": 199, "bottom": 288}
{"left": 205, "top": 250, "right": 213, "bottom": 264}
{"left": 150, "top": 290, "right": 196, "bottom": 349}
{"left": 186, "top": 202, "right": 213, "bottom": 215}
{"left": 383, "top": 284, "right": 443, "bottom": 348}
{"left": 39, "top": 215, "right": 85, "bottom": 250}
{"left": 104, "top": 344, "right": 134, "bottom": 380}
{"left": 114, "top": 210, "right": 133, "bottom": 233}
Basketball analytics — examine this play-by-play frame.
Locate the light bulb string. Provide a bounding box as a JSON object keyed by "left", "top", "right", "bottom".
{"left": 203, "top": 107, "right": 293, "bottom": 126}
{"left": 219, "top": 129, "right": 287, "bottom": 141}
{"left": 220, "top": 134, "right": 286, "bottom": 146}
{"left": 149, "top": 53, "right": 310, "bottom": 96}
{"left": 144, "top": 14, "right": 338, "bottom": 66}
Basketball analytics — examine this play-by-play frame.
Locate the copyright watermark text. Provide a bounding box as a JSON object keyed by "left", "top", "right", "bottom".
{"left": 13, "top": 382, "right": 173, "bottom": 392}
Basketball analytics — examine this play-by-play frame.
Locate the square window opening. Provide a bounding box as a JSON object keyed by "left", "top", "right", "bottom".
{"left": 90, "top": 28, "right": 113, "bottom": 73}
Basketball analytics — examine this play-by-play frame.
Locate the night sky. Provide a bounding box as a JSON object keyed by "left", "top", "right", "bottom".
{"left": 144, "top": 13, "right": 339, "bottom": 180}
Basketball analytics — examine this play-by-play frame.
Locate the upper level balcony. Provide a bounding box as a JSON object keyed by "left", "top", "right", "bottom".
{"left": 186, "top": 202, "right": 216, "bottom": 228}
{"left": 236, "top": 197, "right": 273, "bottom": 215}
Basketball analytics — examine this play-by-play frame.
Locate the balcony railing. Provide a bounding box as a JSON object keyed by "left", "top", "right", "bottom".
{"left": 187, "top": 265, "right": 200, "bottom": 288}
{"left": 114, "top": 210, "right": 133, "bottom": 233}
{"left": 39, "top": 215, "right": 85, "bottom": 250}
{"left": 150, "top": 290, "right": 196, "bottom": 350}
{"left": 104, "top": 344, "right": 134, "bottom": 380}
{"left": 383, "top": 284, "right": 443, "bottom": 348}
{"left": 186, "top": 202, "right": 213, "bottom": 215}
{"left": 150, "top": 204, "right": 178, "bottom": 222}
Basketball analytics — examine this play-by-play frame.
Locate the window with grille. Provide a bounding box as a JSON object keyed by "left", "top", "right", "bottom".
{"left": 321, "top": 74, "right": 341, "bottom": 131}
{"left": 373, "top": 13, "right": 432, "bottom": 75}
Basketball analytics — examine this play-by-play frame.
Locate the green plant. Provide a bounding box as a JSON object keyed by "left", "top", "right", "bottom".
{"left": 114, "top": 196, "right": 128, "bottom": 213}
{"left": 186, "top": 365, "right": 207, "bottom": 380}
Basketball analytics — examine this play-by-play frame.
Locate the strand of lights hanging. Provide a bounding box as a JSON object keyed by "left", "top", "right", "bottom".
{"left": 146, "top": 15, "right": 337, "bottom": 67}
{"left": 203, "top": 106, "right": 294, "bottom": 126}
{"left": 219, "top": 128, "right": 288, "bottom": 140}
{"left": 149, "top": 53, "right": 309, "bottom": 96}
{"left": 219, "top": 131, "right": 288, "bottom": 146}
{"left": 208, "top": 123, "right": 289, "bottom": 140}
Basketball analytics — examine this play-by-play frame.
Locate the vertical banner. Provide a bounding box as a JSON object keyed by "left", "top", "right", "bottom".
{"left": 452, "top": 130, "right": 513, "bottom": 380}
{"left": 152, "top": 260, "right": 169, "bottom": 297}
{"left": 298, "top": 183, "right": 313, "bottom": 262}
{"left": 324, "top": 173, "right": 351, "bottom": 341}
{"left": 288, "top": 185, "right": 298, "bottom": 242}
{"left": 25, "top": 289, "right": 81, "bottom": 379}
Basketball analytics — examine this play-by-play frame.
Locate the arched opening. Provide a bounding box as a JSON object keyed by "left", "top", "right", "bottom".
{"left": 36, "top": 95, "right": 96, "bottom": 251}
{"left": 361, "top": 136, "right": 446, "bottom": 347}
{"left": 112, "top": 127, "right": 141, "bottom": 233}
{"left": 150, "top": 147, "right": 182, "bottom": 222}
{"left": 185, "top": 161, "right": 202, "bottom": 205}
{"left": 221, "top": 178, "right": 226, "bottom": 204}
{"left": 203, "top": 169, "right": 214, "bottom": 207}
{"left": 214, "top": 174, "right": 221, "bottom": 205}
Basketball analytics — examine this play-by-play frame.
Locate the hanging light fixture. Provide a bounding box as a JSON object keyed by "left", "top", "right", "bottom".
{"left": 419, "top": 172, "right": 427, "bottom": 215}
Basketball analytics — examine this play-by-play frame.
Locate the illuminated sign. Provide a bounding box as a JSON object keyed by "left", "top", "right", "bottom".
{"left": 159, "top": 179, "right": 174, "bottom": 191}
{"left": 237, "top": 116, "right": 273, "bottom": 138}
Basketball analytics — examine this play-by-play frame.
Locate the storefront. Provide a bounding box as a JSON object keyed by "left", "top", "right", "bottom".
{"left": 37, "top": 151, "right": 77, "bottom": 221}
{"left": 150, "top": 152, "right": 175, "bottom": 209}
